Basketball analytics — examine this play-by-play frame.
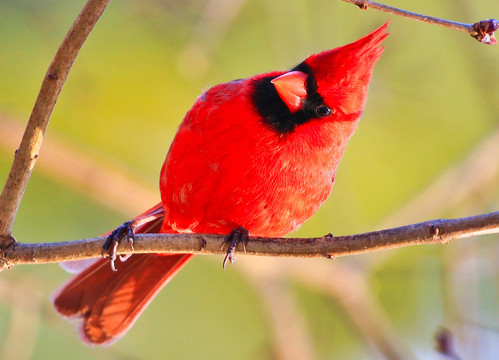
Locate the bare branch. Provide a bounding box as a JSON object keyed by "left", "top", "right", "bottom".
{"left": 1, "top": 212, "right": 497, "bottom": 270}
{"left": 0, "top": 0, "right": 111, "bottom": 243}
{"left": 342, "top": 0, "right": 498, "bottom": 44}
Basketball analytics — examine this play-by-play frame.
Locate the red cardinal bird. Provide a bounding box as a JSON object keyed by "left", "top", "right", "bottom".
{"left": 53, "top": 23, "right": 388, "bottom": 345}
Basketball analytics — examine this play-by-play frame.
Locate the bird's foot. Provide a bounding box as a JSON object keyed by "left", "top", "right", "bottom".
{"left": 102, "top": 221, "right": 136, "bottom": 271}
{"left": 221, "top": 227, "right": 249, "bottom": 269}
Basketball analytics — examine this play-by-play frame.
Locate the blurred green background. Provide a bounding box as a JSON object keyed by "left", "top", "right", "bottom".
{"left": 1, "top": 0, "right": 498, "bottom": 359}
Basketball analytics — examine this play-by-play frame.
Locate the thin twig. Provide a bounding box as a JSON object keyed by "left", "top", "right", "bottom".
{"left": 1, "top": 212, "right": 497, "bottom": 269}
{"left": 342, "top": 0, "right": 498, "bottom": 44}
{"left": 0, "top": 0, "right": 111, "bottom": 244}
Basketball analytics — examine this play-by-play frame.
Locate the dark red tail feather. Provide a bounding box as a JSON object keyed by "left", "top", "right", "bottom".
{"left": 52, "top": 204, "right": 193, "bottom": 345}
{"left": 53, "top": 253, "right": 192, "bottom": 345}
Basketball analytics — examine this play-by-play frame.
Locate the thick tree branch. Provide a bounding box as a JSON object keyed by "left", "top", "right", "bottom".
{"left": 0, "top": 0, "right": 111, "bottom": 244}
{"left": 342, "top": 0, "right": 498, "bottom": 44}
{"left": 1, "top": 212, "right": 497, "bottom": 270}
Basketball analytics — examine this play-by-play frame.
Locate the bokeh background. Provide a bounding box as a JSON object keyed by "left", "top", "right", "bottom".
{"left": 1, "top": 0, "right": 498, "bottom": 359}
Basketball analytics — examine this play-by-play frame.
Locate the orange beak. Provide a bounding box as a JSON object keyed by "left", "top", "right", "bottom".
{"left": 271, "top": 71, "right": 308, "bottom": 113}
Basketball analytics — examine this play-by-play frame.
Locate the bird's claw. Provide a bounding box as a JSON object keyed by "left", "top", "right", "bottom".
{"left": 222, "top": 227, "right": 248, "bottom": 270}
{"left": 102, "top": 221, "right": 136, "bottom": 271}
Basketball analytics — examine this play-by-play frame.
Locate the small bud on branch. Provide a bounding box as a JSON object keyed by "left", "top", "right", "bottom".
{"left": 473, "top": 19, "right": 499, "bottom": 45}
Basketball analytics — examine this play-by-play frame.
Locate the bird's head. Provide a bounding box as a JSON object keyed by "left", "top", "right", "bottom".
{"left": 253, "top": 22, "right": 388, "bottom": 133}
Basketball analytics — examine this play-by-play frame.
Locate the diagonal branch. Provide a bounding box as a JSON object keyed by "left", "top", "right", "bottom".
{"left": 1, "top": 212, "right": 497, "bottom": 270}
{"left": 0, "top": 0, "right": 111, "bottom": 244}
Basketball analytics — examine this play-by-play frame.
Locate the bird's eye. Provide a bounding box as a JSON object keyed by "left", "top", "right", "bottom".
{"left": 315, "top": 105, "right": 332, "bottom": 117}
